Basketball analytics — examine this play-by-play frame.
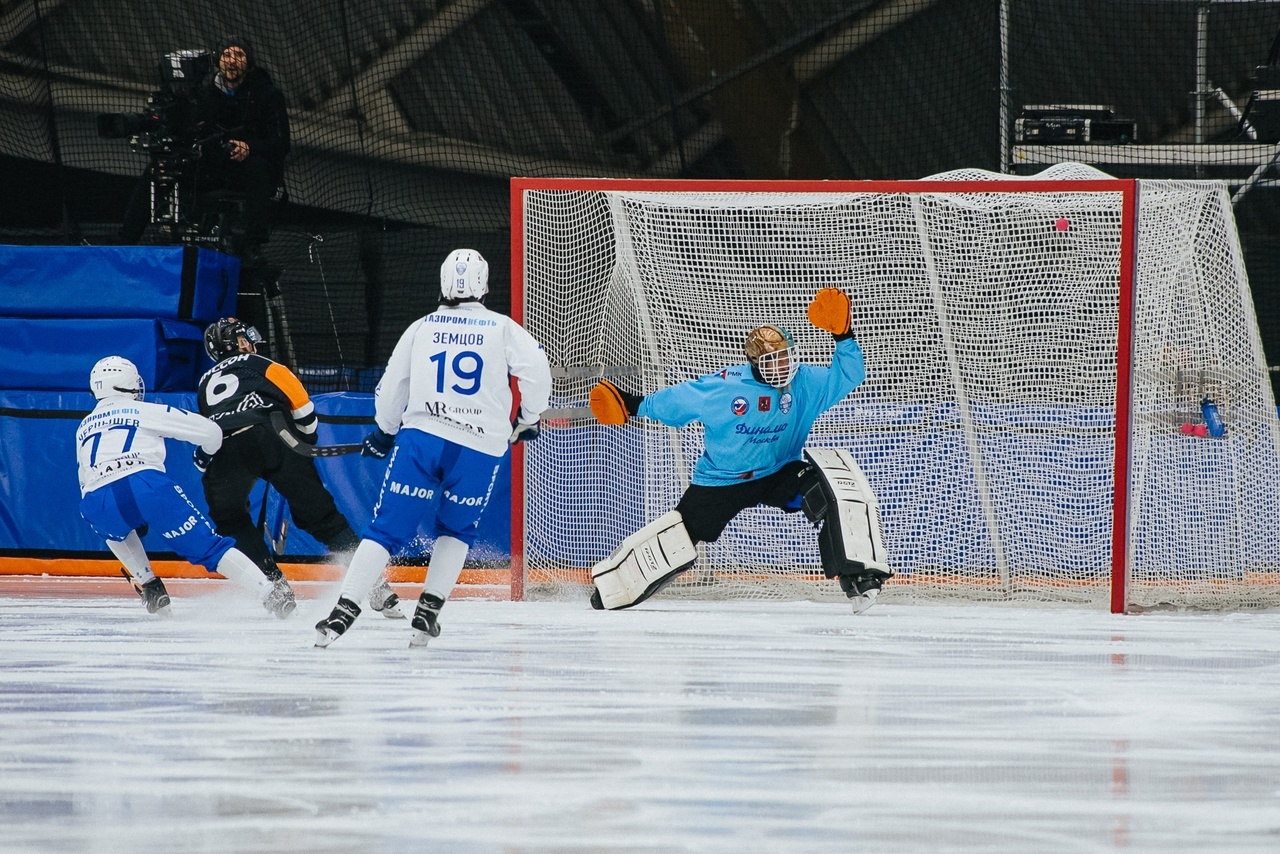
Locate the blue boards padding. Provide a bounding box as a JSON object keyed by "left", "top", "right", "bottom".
{"left": 0, "top": 391, "right": 512, "bottom": 563}
{"left": 0, "top": 318, "right": 206, "bottom": 392}
{"left": 0, "top": 244, "right": 237, "bottom": 322}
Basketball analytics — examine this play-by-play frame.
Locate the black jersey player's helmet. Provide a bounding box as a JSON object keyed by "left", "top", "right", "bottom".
{"left": 204, "top": 317, "right": 264, "bottom": 362}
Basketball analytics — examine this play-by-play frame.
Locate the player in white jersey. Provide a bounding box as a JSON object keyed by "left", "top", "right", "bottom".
{"left": 76, "top": 356, "right": 295, "bottom": 617}
{"left": 314, "top": 249, "right": 551, "bottom": 648}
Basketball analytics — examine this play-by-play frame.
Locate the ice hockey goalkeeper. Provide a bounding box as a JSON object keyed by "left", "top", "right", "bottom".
{"left": 588, "top": 287, "right": 893, "bottom": 614}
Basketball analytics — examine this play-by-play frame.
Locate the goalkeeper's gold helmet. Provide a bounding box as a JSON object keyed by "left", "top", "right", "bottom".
{"left": 744, "top": 325, "right": 798, "bottom": 388}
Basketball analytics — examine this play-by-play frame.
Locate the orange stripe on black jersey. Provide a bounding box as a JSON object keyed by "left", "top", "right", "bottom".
{"left": 264, "top": 361, "right": 312, "bottom": 411}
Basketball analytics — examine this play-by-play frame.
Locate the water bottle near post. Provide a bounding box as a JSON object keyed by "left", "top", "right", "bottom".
{"left": 1201, "top": 397, "right": 1225, "bottom": 438}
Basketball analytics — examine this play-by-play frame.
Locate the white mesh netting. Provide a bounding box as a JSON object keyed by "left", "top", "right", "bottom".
{"left": 517, "top": 167, "right": 1280, "bottom": 610}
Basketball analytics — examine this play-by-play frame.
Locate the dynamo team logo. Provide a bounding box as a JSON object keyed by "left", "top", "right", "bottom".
{"left": 455, "top": 262, "right": 468, "bottom": 274}
{"left": 731, "top": 396, "right": 748, "bottom": 416}
{"left": 780, "top": 392, "right": 793, "bottom": 414}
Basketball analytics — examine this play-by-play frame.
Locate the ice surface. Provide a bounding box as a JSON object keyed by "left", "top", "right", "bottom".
{"left": 2, "top": 582, "right": 1280, "bottom": 852}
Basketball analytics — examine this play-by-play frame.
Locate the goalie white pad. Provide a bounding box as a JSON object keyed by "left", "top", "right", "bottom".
{"left": 802, "top": 448, "right": 892, "bottom": 581}
{"left": 591, "top": 510, "right": 698, "bottom": 610}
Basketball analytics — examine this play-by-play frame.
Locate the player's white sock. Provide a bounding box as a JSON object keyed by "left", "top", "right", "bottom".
{"left": 338, "top": 540, "right": 391, "bottom": 603}
{"left": 106, "top": 531, "right": 155, "bottom": 583}
{"left": 215, "top": 549, "right": 274, "bottom": 598}
{"left": 423, "top": 535, "right": 468, "bottom": 602}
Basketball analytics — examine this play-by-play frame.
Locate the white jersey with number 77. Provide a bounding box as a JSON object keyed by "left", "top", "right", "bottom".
{"left": 75, "top": 399, "right": 222, "bottom": 495}
{"left": 374, "top": 301, "right": 552, "bottom": 457}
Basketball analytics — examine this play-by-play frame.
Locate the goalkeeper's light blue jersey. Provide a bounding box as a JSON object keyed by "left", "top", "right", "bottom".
{"left": 637, "top": 337, "right": 866, "bottom": 486}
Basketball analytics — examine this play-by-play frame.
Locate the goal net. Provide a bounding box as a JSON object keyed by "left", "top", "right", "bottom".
{"left": 511, "top": 165, "right": 1280, "bottom": 612}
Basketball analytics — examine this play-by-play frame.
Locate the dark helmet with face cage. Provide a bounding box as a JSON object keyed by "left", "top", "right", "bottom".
{"left": 204, "top": 317, "right": 263, "bottom": 362}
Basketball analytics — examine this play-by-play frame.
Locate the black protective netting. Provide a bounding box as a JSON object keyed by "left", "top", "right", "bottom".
{"left": 2, "top": 0, "right": 1279, "bottom": 383}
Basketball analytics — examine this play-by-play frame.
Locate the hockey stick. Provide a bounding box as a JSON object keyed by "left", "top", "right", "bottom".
{"left": 270, "top": 411, "right": 364, "bottom": 457}
{"left": 257, "top": 482, "right": 289, "bottom": 555}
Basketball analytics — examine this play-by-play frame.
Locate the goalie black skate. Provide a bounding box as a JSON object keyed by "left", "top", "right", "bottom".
{"left": 409, "top": 592, "right": 444, "bottom": 648}
{"left": 314, "top": 597, "right": 360, "bottom": 648}
{"left": 840, "top": 573, "right": 885, "bottom": 616}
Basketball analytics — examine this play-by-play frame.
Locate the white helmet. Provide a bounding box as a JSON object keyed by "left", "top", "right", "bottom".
{"left": 90, "top": 356, "right": 144, "bottom": 400}
{"left": 440, "top": 249, "right": 489, "bottom": 302}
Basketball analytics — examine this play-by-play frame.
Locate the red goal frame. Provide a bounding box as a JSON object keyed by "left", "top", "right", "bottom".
{"left": 509, "top": 178, "right": 1139, "bottom": 613}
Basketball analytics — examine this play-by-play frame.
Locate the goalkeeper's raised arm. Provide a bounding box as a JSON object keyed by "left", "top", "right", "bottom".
{"left": 586, "top": 287, "right": 891, "bottom": 614}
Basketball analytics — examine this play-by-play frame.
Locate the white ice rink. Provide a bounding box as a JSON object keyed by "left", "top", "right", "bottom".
{"left": 3, "top": 582, "right": 1280, "bottom": 853}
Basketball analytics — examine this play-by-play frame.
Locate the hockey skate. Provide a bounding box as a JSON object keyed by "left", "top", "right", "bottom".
{"left": 314, "top": 597, "right": 360, "bottom": 648}
{"left": 368, "top": 578, "right": 405, "bottom": 619}
{"left": 409, "top": 592, "right": 444, "bottom": 648}
{"left": 263, "top": 577, "right": 297, "bottom": 619}
{"left": 850, "top": 587, "right": 879, "bottom": 615}
{"left": 841, "top": 574, "right": 884, "bottom": 616}
{"left": 122, "top": 569, "right": 172, "bottom": 616}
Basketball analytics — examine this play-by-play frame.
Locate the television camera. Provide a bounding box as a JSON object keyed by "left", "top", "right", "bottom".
{"left": 97, "top": 50, "right": 234, "bottom": 242}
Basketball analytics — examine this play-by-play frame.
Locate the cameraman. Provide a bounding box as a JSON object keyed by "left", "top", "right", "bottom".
{"left": 119, "top": 36, "right": 290, "bottom": 256}
{"left": 193, "top": 36, "right": 289, "bottom": 256}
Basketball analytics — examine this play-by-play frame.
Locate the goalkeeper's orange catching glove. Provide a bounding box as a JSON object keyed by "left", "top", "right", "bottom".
{"left": 807, "top": 287, "right": 851, "bottom": 336}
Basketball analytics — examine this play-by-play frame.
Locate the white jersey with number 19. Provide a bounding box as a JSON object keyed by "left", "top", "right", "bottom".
{"left": 374, "top": 301, "right": 552, "bottom": 457}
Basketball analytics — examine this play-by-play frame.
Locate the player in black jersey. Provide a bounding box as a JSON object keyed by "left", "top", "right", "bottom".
{"left": 196, "top": 318, "right": 404, "bottom": 618}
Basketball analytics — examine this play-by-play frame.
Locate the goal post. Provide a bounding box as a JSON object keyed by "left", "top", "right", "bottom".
{"left": 510, "top": 166, "right": 1280, "bottom": 613}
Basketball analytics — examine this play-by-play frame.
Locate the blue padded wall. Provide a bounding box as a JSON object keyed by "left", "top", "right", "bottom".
{"left": 0, "top": 245, "right": 238, "bottom": 322}
{"left": 0, "top": 318, "right": 206, "bottom": 392}
{"left": 0, "top": 391, "right": 512, "bottom": 562}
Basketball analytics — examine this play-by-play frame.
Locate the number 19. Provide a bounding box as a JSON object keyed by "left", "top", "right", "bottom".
{"left": 428, "top": 350, "right": 484, "bottom": 395}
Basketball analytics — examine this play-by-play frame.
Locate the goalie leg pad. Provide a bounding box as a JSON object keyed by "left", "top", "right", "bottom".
{"left": 591, "top": 510, "right": 698, "bottom": 610}
{"left": 802, "top": 449, "right": 893, "bottom": 592}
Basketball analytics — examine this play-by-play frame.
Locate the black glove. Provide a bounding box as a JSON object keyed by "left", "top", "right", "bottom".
{"left": 362, "top": 426, "right": 395, "bottom": 459}
{"left": 616, "top": 385, "right": 643, "bottom": 416}
{"left": 509, "top": 418, "right": 541, "bottom": 444}
{"left": 193, "top": 447, "right": 214, "bottom": 473}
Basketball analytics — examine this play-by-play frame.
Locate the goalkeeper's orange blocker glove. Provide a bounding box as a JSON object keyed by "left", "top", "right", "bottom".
{"left": 589, "top": 379, "right": 643, "bottom": 426}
